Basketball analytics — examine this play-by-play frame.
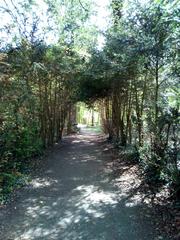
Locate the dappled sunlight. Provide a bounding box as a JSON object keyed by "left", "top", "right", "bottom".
{"left": 1, "top": 132, "right": 164, "bottom": 240}
{"left": 72, "top": 140, "right": 81, "bottom": 143}
{"left": 80, "top": 154, "right": 99, "bottom": 162}
{"left": 112, "top": 164, "right": 146, "bottom": 204}
{"left": 13, "top": 183, "right": 120, "bottom": 239}
{"left": 0, "top": 0, "right": 177, "bottom": 238}
{"left": 75, "top": 185, "right": 118, "bottom": 205}
{"left": 14, "top": 227, "right": 61, "bottom": 240}
{"left": 30, "top": 178, "right": 58, "bottom": 189}
{"left": 125, "top": 195, "right": 144, "bottom": 208}
{"left": 68, "top": 153, "right": 102, "bottom": 164}
{"left": 11, "top": 177, "right": 156, "bottom": 240}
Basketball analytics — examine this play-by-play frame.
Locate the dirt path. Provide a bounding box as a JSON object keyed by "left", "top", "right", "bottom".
{"left": 0, "top": 128, "right": 169, "bottom": 240}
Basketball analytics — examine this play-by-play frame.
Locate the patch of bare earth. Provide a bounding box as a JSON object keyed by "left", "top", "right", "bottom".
{"left": 105, "top": 144, "right": 180, "bottom": 240}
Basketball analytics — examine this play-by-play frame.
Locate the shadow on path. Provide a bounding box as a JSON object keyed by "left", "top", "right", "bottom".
{"left": 0, "top": 128, "right": 169, "bottom": 240}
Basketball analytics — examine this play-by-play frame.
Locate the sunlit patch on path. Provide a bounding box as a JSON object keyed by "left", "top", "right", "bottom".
{"left": 0, "top": 128, "right": 169, "bottom": 240}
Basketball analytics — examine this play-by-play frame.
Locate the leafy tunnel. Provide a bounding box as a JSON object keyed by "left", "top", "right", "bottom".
{"left": 0, "top": 0, "right": 179, "bottom": 236}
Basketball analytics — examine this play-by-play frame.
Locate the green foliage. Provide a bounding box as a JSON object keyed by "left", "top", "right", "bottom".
{"left": 0, "top": 172, "right": 29, "bottom": 204}
{"left": 76, "top": 0, "right": 180, "bottom": 196}
{"left": 77, "top": 51, "right": 111, "bottom": 103}
{"left": 139, "top": 143, "right": 164, "bottom": 182}
{"left": 0, "top": 0, "right": 179, "bottom": 202}
{"left": 0, "top": 0, "right": 97, "bottom": 203}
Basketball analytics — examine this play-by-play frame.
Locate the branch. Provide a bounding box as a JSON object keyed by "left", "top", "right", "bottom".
{"left": 78, "top": 0, "right": 88, "bottom": 12}
{"left": 2, "top": 0, "right": 24, "bottom": 37}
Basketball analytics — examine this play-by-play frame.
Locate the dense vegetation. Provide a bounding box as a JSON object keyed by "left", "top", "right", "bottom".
{"left": 0, "top": 0, "right": 179, "bottom": 202}
{"left": 78, "top": 0, "right": 180, "bottom": 197}
{"left": 0, "top": 0, "right": 96, "bottom": 201}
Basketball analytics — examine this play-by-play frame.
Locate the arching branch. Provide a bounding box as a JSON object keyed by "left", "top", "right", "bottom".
{"left": 78, "top": 0, "right": 88, "bottom": 12}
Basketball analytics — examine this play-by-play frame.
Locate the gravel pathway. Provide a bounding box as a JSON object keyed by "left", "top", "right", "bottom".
{"left": 0, "top": 128, "right": 169, "bottom": 240}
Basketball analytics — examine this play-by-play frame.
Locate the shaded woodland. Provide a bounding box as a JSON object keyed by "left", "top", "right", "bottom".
{"left": 0, "top": 0, "right": 179, "bottom": 203}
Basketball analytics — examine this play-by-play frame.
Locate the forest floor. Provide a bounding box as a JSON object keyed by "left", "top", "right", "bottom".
{"left": 0, "top": 127, "right": 175, "bottom": 240}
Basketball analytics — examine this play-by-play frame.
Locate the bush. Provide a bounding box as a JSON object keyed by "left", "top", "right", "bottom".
{"left": 0, "top": 121, "right": 43, "bottom": 203}
{"left": 139, "top": 143, "right": 166, "bottom": 183}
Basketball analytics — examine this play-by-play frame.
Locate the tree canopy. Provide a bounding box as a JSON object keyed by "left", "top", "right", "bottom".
{"left": 0, "top": 0, "right": 179, "bottom": 201}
